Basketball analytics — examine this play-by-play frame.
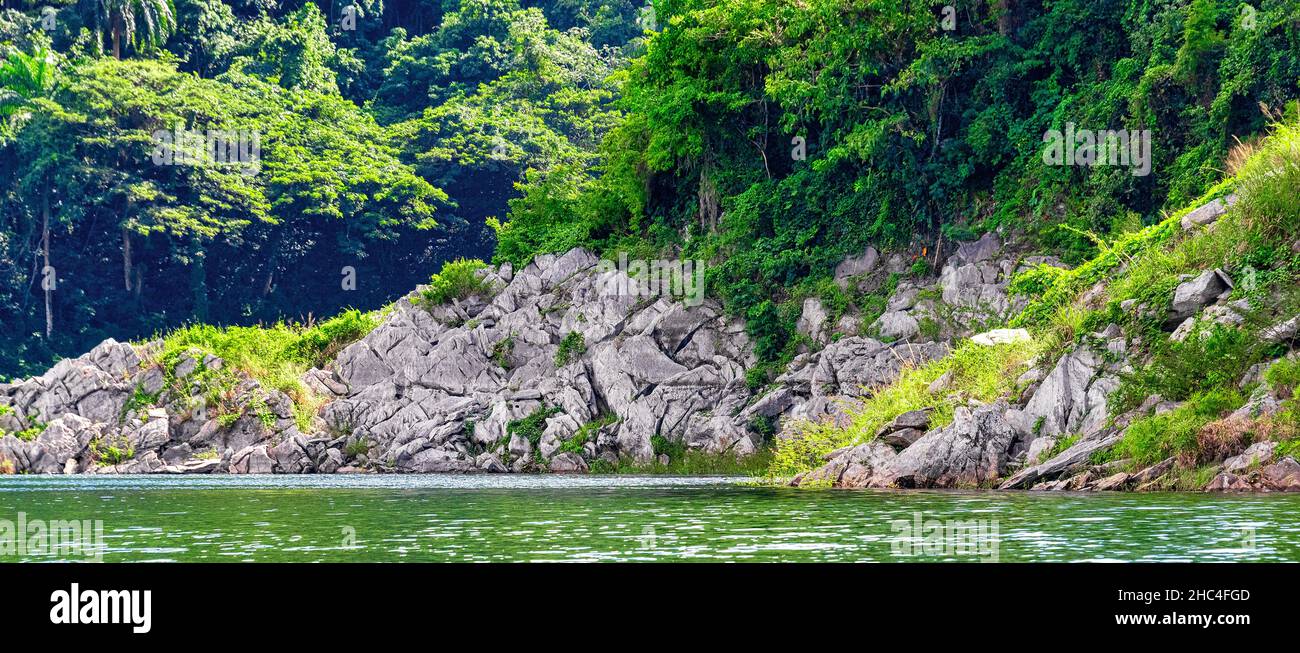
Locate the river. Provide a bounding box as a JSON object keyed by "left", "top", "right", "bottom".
{"left": 2, "top": 475, "right": 1297, "bottom": 562}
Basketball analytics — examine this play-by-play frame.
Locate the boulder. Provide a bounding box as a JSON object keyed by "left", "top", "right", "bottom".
{"left": 128, "top": 418, "right": 171, "bottom": 453}
{"left": 1130, "top": 457, "right": 1175, "bottom": 486}
{"left": 1091, "top": 472, "right": 1130, "bottom": 491}
{"left": 1000, "top": 430, "right": 1123, "bottom": 489}
{"left": 874, "top": 403, "right": 1017, "bottom": 488}
{"left": 799, "top": 440, "right": 898, "bottom": 488}
{"left": 969, "top": 328, "right": 1031, "bottom": 346}
{"left": 1169, "top": 269, "right": 1233, "bottom": 321}
{"left": 1260, "top": 457, "right": 1300, "bottom": 491}
{"left": 873, "top": 311, "right": 919, "bottom": 341}
{"left": 1179, "top": 195, "right": 1234, "bottom": 230}
{"left": 549, "top": 452, "right": 589, "bottom": 473}
{"left": 1206, "top": 472, "right": 1254, "bottom": 492}
{"left": 229, "top": 445, "right": 275, "bottom": 474}
{"left": 796, "top": 298, "right": 830, "bottom": 344}
{"left": 834, "top": 246, "right": 879, "bottom": 287}
{"left": 1020, "top": 345, "right": 1117, "bottom": 439}
{"left": 1223, "top": 442, "right": 1276, "bottom": 474}
{"left": 874, "top": 409, "right": 932, "bottom": 449}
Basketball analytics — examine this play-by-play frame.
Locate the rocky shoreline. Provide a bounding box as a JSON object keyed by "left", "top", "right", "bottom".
{"left": 2, "top": 198, "right": 1297, "bottom": 490}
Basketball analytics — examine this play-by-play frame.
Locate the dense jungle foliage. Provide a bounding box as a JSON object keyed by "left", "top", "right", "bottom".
{"left": 3, "top": 0, "right": 1299, "bottom": 381}
{"left": 1, "top": 0, "right": 642, "bottom": 377}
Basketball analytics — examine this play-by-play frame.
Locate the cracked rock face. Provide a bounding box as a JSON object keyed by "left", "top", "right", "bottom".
{"left": 1, "top": 238, "right": 1079, "bottom": 477}
{"left": 0, "top": 339, "right": 322, "bottom": 475}
{"left": 317, "top": 248, "right": 762, "bottom": 471}
{"left": 1020, "top": 343, "right": 1123, "bottom": 440}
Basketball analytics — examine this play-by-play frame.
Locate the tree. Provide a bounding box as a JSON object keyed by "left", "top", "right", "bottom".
{"left": 0, "top": 47, "right": 57, "bottom": 137}
{"left": 0, "top": 47, "right": 60, "bottom": 338}
{"left": 79, "top": 0, "right": 177, "bottom": 59}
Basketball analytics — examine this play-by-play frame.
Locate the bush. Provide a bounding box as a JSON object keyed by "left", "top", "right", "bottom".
{"left": 90, "top": 435, "right": 135, "bottom": 466}
{"left": 292, "top": 309, "right": 382, "bottom": 368}
{"left": 502, "top": 405, "right": 561, "bottom": 464}
{"left": 1265, "top": 358, "right": 1300, "bottom": 397}
{"left": 417, "top": 258, "right": 494, "bottom": 307}
{"left": 151, "top": 307, "right": 383, "bottom": 432}
{"left": 491, "top": 332, "right": 516, "bottom": 369}
{"left": 559, "top": 414, "right": 616, "bottom": 455}
{"left": 1113, "top": 324, "right": 1263, "bottom": 413}
{"left": 1111, "top": 388, "right": 1245, "bottom": 468}
{"left": 554, "top": 331, "right": 586, "bottom": 367}
{"left": 768, "top": 339, "right": 1038, "bottom": 480}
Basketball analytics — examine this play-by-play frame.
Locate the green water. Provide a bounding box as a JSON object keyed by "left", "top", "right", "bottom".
{"left": 2, "top": 475, "right": 1298, "bottom": 562}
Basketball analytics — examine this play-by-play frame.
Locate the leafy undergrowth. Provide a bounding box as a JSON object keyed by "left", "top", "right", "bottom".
{"left": 1103, "top": 388, "right": 1246, "bottom": 469}
{"left": 766, "top": 339, "right": 1040, "bottom": 480}
{"left": 414, "top": 258, "right": 495, "bottom": 310}
{"left": 144, "top": 309, "right": 384, "bottom": 432}
{"left": 1014, "top": 117, "right": 1300, "bottom": 481}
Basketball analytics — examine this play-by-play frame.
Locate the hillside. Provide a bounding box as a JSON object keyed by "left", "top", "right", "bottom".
{"left": 3, "top": 2, "right": 1300, "bottom": 486}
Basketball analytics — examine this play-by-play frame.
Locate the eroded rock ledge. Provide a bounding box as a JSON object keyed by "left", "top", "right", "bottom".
{"left": 3, "top": 239, "right": 1011, "bottom": 475}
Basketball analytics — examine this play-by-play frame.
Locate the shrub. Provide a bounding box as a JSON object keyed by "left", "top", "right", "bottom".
{"left": 417, "top": 258, "right": 494, "bottom": 307}
{"left": 768, "top": 339, "right": 1037, "bottom": 480}
{"left": 1113, "top": 324, "right": 1262, "bottom": 413}
{"left": 345, "top": 438, "right": 372, "bottom": 458}
{"left": 292, "top": 309, "right": 382, "bottom": 368}
{"left": 502, "top": 405, "right": 561, "bottom": 464}
{"left": 1111, "top": 388, "right": 1245, "bottom": 468}
{"left": 150, "top": 310, "right": 382, "bottom": 433}
{"left": 1235, "top": 118, "right": 1300, "bottom": 238}
{"left": 554, "top": 331, "right": 586, "bottom": 367}
{"left": 491, "top": 332, "right": 516, "bottom": 369}
{"left": 1265, "top": 358, "right": 1300, "bottom": 398}
{"left": 90, "top": 435, "right": 134, "bottom": 466}
{"left": 11, "top": 421, "right": 46, "bottom": 442}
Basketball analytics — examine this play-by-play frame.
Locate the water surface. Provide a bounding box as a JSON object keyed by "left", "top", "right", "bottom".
{"left": 2, "top": 475, "right": 1296, "bottom": 562}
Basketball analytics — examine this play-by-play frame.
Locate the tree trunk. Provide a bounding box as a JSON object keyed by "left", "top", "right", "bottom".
{"left": 122, "top": 226, "right": 133, "bottom": 291}
{"left": 42, "top": 186, "right": 52, "bottom": 339}
{"left": 996, "top": 0, "right": 1012, "bottom": 36}
{"left": 112, "top": 23, "right": 122, "bottom": 59}
{"left": 191, "top": 241, "right": 209, "bottom": 323}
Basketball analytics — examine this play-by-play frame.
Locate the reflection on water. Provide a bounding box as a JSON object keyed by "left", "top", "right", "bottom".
{"left": 1, "top": 475, "right": 1297, "bottom": 562}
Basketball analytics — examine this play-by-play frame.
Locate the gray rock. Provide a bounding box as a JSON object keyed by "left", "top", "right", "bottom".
{"left": 1169, "top": 317, "right": 1197, "bottom": 342}
{"left": 318, "top": 448, "right": 345, "bottom": 474}
{"left": 1091, "top": 472, "right": 1130, "bottom": 491}
{"left": 1021, "top": 345, "right": 1117, "bottom": 439}
{"left": 1261, "top": 457, "right": 1300, "bottom": 491}
{"left": 1170, "top": 269, "right": 1233, "bottom": 321}
{"left": 1179, "top": 195, "right": 1234, "bottom": 230}
{"left": 475, "top": 452, "right": 508, "bottom": 473}
{"left": 1024, "top": 437, "right": 1056, "bottom": 465}
{"left": 1223, "top": 441, "right": 1276, "bottom": 474}
{"left": 1000, "top": 430, "right": 1123, "bottom": 489}
{"left": 873, "top": 311, "right": 919, "bottom": 341}
{"left": 879, "top": 428, "right": 925, "bottom": 449}
{"left": 797, "top": 440, "right": 897, "bottom": 487}
{"left": 228, "top": 445, "right": 275, "bottom": 474}
{"left": 1130, "top": 457, "right": 1175, "bottom": 486}
{"left": 129, "top": 418, "right": 171, "bottom": 452}
{"left": 549, "top": 452, "right": 589, "bottom": 473}
{"left": 796, "top": 298, "right": 830, "bottom": 344}
{"left": 1261, "top": 315, "right": 1299, "bottom": 343}
{"left": 834, "top": 246, "right": 879, "bottom": 286}
{"left": 873, "top": 403, "right": 1016, "bottom": 488}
